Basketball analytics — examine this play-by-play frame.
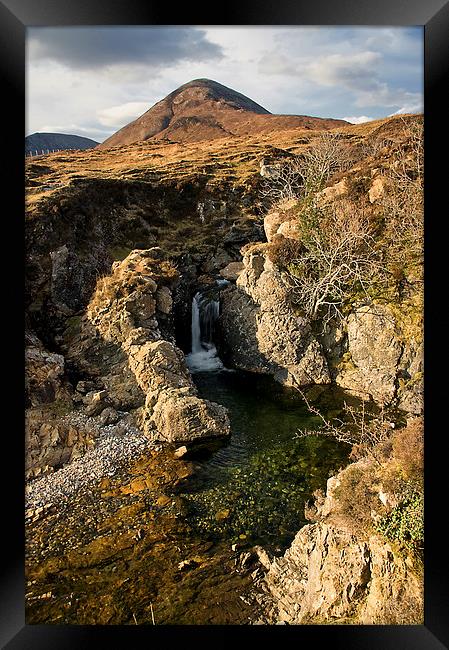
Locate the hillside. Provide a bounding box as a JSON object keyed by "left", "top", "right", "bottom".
{"left": 98, "top": 78, "right": 348, "bottom": 148}
{"left": 26, "top": 132, "right": 99, "bottom": 155}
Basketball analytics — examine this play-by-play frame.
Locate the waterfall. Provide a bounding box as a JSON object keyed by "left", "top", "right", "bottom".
{"left": 191, "top": 293, "right": 203, "bottom": 354}
{"left": 186, "top": 283, "right": 228, "bottom": 373}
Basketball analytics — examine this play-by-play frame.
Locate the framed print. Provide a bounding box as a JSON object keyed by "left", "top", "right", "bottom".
{"left": 1, "top": 0, "right": 448, "bottom": 647}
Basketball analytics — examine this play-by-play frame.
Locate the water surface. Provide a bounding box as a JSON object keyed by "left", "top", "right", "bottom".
{"left": 173, "top": 369, "right": 350, "bottom": 551}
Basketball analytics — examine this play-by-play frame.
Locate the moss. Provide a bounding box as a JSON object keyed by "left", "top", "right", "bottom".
{"left": 45, "top": 398, "right": 73, "bottom": 417}
{"left": 63, "top": 315, "right": 82, "bottom": 340}
{"left": 336, "top": 351, "right": 357, "bottom": 373}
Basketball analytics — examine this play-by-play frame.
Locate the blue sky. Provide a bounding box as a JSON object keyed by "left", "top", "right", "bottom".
{"left": 26, "top": 26, "right": 423, "bottom": 143}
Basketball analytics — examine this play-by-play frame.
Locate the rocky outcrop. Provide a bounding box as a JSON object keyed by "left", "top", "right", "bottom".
{"left": 219, "top": 204, "right": 423, "bottom": 414}
{"left": 262, "top": 199, "right": 298, "bottom": 242}
{"left": 335, "top": 304, "right": 423, "bottom": 413}
{"left": 256, "top": 461, "right": 423, "bottom": 625}
{"left": 82, "top": 249, "right": 230, "bottom": 443}
{"left": 219, "top": 261, "right": 244, "bottom": 281}
{"left": 26, "top": 248, "right": 231, "bottom": 477}
{"left": 219, "top": 243, "right": 331, "bottom": 388}
{"left": 335, "top": 304, "right": 402, "bottom": 405}
{"left": 25, "top": 332, "right": 102, "bottom": 479}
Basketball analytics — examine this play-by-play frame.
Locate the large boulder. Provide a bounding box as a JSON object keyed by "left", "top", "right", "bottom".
{"left": 259, "top": 458, "right": 423, "bottom": 625}
{"left": 336, "top": 305, "right": 403, "bottom": 405}
{"left": 149, "top": 393, "right": 230, "bottom": 443}
{"left": 219, "top": 244, "right": 330, "bottom": 388}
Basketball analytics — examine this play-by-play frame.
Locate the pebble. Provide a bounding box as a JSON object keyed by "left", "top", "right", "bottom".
{"left": 26, "top": 422, "right": 153, "bottom": 514}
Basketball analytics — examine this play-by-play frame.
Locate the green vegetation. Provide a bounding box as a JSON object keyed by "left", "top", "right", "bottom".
{"left": 332, "top": 417, "right": 424, "bottom": 557}
{"left": 375, "top": 482, "right": 423, "bottom": 552}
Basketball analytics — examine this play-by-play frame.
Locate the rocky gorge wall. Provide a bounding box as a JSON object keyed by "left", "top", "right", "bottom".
{"left": 25, "top": 248, "right": 231, "bottom": 479}
{"left": 25, "top": 167, "right": 264, "bottom": 478}
{"left": 218, "top": 200, "right": 423, "bottom": 416}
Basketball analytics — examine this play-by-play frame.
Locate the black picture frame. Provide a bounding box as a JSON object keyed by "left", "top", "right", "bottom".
{"left": 2, "top": 1, "right": 448, "bottom": 647}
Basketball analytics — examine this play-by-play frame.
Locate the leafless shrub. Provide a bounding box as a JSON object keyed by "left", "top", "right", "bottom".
{"left": 295, "top": 387, "right": 394, "bottom": 462}
{"left": 379, "top": 119, "right": 424, "bottom": 281}
{"left": 285, "top": 201, "right": 382, "bottom": 324}
{"left": 261, "top": 118, "right": 423, "bottom": 322}
{"left": 260, "top": 132, "right": 347, "bottom": 204}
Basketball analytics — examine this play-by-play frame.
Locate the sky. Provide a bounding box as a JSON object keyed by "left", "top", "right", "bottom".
{"left": 26, "top": 26, "right": 424, "bottom": 143}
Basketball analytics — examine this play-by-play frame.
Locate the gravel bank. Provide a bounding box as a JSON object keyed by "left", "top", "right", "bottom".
{"left": 25, "top": 417, "right": 154, "bottom": 518}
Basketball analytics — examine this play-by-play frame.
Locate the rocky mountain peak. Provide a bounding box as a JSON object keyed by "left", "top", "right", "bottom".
{"left": 163, "top": 78, "right": 271, "bottom": 115}
{"left": 97, "top": 79, "right": 348, "bottom": 149}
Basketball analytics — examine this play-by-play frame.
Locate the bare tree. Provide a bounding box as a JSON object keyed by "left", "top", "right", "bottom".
{"left": 262, "top": 118, "right": 423, "bottom": 322}
{"left": 379, "top": 119, "right": 424, "bottom": 279}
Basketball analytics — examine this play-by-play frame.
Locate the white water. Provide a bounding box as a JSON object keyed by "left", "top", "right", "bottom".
{"left": 185, "top": 287, "right": 225, "bottom": 373}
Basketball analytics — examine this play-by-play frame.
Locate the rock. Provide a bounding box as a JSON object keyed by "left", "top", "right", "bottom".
{"left": 219, "top": 262, "right": 244, "bottom": 281}
{"left": 25, "top": 341, "right": 69, "bottom": 406}
{"left": 74, "top": 250, "right": 232, "bottom": 445}
{"left": 219, "top": 244, "right": 330, "bottom": 389}
{"left": 178, "top": 559, "right": 198, "bottom": 571}
{"left": 261, "top": 461, "right": 423, "bottom": 625}
{"left": 173, "top": 445, "right": 188, "bottom": 459}
{"left": 260, "top": 163, "right": 281, "bottom": 179}
{"left": 156, "top": 494, "right": 171, "bottom": 507}
{"left": 150, "top": 393, "right": 230, "bottom": 443}
{"left": 129, "top": 478, "right": 147, "bottom": 493}
{"left": 49, "top": 245, "right": 84, "bottom": 313}
{"left": 263, "top": 211, "right": 288, "bottom": 242}
{"left": 316, "top": 178, "right": 348, "bottom": 205}
{"left": 201, "top": 249, "right": 233, "bottom": 274}
{"left": 276, "top": 219, "right": 301, "bottom": 241}
{"left": 76, "top": 380, "right": 97, "bottom": 394}
{"left": 368, "top": 176, "right": 388, "bottom": 203}
{"left": 336, "top": 305, "right": 403, "bottom": 405}
{"left": 84, "top": 390, "right": 110, "bottom": 416}
{"left": 253, "top": 545, "right": 272, "bottom": 570}
{"left": 98, "top": 407, "right": 120, "bottom": 427}
{"left": 215, "top": 509, "right": 231, "bottom": 521}
{"left": 155, "top": 286, "right": 173, "bottom": 314}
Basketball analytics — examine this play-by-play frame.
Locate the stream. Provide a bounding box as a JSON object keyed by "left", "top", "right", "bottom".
{"left": 25, "top": 281, "right": 350, "bottom": 625}
{"left": 178, "top": 282, "right": 349, "bottom": 551}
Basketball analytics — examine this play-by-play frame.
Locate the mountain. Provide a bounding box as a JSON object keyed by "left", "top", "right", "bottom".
{"left": 26, "top": 133, "right": 99, "bottom": 155}
{"left": 98, "top": 79, "right": 348, "bottom": 149}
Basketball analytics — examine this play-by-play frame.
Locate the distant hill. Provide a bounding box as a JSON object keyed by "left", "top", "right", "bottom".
{"left": 98, "top": 78, "right": 348, "bottom": 149}
{"left": 26, "top": 133, "right": 99, "bottom": 156}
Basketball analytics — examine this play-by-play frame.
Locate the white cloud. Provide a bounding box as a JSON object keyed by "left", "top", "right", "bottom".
{"left": 342, "top": 115, "right": 374, "bottom": 124}
{"left": 389, "top": 102, "right": 423, "bottom": 116}
{"left": 307, "top": 51, "right": 382, "bottom": 90}
{"left": 97, "top": 102, "right": 150, "bottom": 128}
{"left": 26, "top": 27, "right": 424, "bottom": 141}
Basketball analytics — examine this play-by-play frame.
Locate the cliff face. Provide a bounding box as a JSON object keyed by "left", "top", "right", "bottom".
{"left": 219, "top": 243, "right": 331, "bottom": 388}
{"left": 219, "top": 239, "right": 423, "bottom": 415}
